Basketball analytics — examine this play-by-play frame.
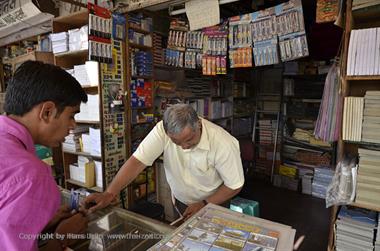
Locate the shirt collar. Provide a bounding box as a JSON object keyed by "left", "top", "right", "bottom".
{"left": 195, "top": 118, "right": 210, "bottom": 151}
{"left": 0, "top": 115, "right": 36, "bottom": 153}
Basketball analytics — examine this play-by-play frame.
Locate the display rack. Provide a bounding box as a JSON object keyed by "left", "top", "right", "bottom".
{"left": 53, "top": 7, "right": 131, "bottom": 209}
{"left": 328, "top": 0, "right": 380, "bottom": 250}
{"left": 125, "top": 11, "right": 157, "bottom": 207}
{"left": 51, "top": 10, "right": 104, "bottom": 193}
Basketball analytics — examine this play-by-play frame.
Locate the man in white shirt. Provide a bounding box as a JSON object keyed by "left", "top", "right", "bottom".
{"left": 85, "top": 104, "right": 244, "bottom": 218}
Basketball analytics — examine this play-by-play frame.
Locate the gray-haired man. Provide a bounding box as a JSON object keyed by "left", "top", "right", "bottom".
{"left": 85, "top": 104, "right": 244, "bottom": 219}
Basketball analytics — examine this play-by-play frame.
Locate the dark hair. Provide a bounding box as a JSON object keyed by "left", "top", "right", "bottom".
{"left": 5, "top": 60, "right": 87, "bottom": 116}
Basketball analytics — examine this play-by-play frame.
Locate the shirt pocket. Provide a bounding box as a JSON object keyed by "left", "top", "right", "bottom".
{"left": 189, "top": 153, "right": 218, "bottom": 189}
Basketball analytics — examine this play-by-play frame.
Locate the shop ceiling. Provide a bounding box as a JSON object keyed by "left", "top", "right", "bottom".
{"left": 115, "top": 0, "right": 316, "bottom": 21}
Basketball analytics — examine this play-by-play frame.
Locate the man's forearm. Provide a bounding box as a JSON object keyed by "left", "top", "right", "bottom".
{"left": 205, "top": 185, "right": 242, "bottom": 205}
{"left": 106, "top": 156, "right": 146, "bottom": 196}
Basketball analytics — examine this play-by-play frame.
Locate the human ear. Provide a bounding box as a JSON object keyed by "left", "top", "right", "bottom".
{"left": 39, "top": 101, "right": 57, "bottom": 122}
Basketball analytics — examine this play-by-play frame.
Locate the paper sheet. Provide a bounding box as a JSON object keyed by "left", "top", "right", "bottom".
{"left": 185, "top": 0, "right": 220, "bottom": 31}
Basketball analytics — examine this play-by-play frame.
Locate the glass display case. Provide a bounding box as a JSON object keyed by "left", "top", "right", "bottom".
{"left": 58, "top": 189, "right": 174, "bottom": 251}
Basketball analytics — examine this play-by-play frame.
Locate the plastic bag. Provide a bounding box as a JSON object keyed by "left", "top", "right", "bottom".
{"left": 325, "top": 156, "right": 357, "bottom": 208}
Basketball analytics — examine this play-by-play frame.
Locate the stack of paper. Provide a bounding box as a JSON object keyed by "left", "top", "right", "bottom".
{"left": 302, "top": 173, "right": 313, "bottom": 195}
{"left": 312, "top": 167, "right": 334, "bottom": 199}
{"left": 62, "top": 125, "right": 89, "bottom": 152}
{"left": 94, "top": 161, "right": 103, "bottom": 189}
{"left": 335, "top": 206, "right": 376, "bottom": 251}
{"left": 347, "top": 28, "right": 380, "bottom": 76}
{"left": 90, "top": 128, "right": 101, "bottom": 156}
{"left": 353, "top": 0, "right": 380, "bottom": 10}
{"left": 258, "top": 120, "right": 277, "bottom": 145}
{"left": 375, "top": 215, "right": 380, "bottom": 250}
{"left": 81, "top": 127, "right": 101, "bottom": 157}
{"left": 342, "top": 96, "right": 364, "bottom": 142}
{"left": 356, "top": 148, "right": 380, "bottom": 208}
{"left": 68, "top": 25, "right": 88, "bottom": 51}
{"left": 362, "top": 91, "right": 380, "bottom": 143}
{"left": 75, "top": 94, "right": 100, "bottom": 122}
{"left": 50, "top": 32, "right": 68, "bottom": 54}
{"left": 73, "top": 61, "right": 99, "bottom": 87}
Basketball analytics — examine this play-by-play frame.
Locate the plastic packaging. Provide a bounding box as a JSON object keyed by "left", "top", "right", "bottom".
{"left": 325, "top": 156, "right": 357, "bottom": 208}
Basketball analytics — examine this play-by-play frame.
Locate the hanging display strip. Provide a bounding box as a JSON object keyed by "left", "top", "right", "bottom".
{"left": 165, "top": 19, "right": 228, "bottom": 74}
{"left": 163, "top": 0, "right": 308, "bottom": 71}
{"left": 101, "top": 39, "right": 127, "bottom": 183}
{"left": 229, "top": 14, "right": 253, "bottom": 68}
{"left": 165, "top": 19, "right": 188, "bottom": 68}
{"left": 88, "top": 6, "right": 129, "bottom": 206}
{"left": 251, "top": 7, "right": 279, "bottom": 66}
{"left": 275, "top": 0, "right": 309, "bottom": 62}
{"left": 184, "top": 30, "right": 203, "bottom": 69}
{"left": 88, "top": 3, "right": 113, "bottom": 64}
{"left": 201, "top": 21, "right": 228, "bottom": 75}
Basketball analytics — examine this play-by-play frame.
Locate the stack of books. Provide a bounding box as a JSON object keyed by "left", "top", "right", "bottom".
{"left": 258, "top": 120, "right": 277, "bottom": 145}
{"left": 335, "top": 206, "right": 377, "bottom": 251}
{"left": 75, "top": 94, "right": 100, "bottom": 122}
{"left": 347, "top": 28, "right": 380, "bottom": 76}
{"left": 68, "top": 25, "right": 88, "bottom": 51}
{"left": 50, "top": 32, "right": 68, "bottom": 54}
{"left": 62, "top": 125, "right": 89, "bottom": 152}
{"left": 153, "top": 33, "right": 164, "bottom": 66}
{"left": 376, "top": 215, "right": 380, "bottom": 250}
{"left": 356, "top": 148, "right": 380, "bottom": 207}
{"left": 82, "top": 128, "right": 101, "bottom": 157}
{"left": 342, "top": 96, "right": 364, "bottom": 142}
{"left": 312, "top": 167, "right": 334, "bottom": 199}
{"left": 353, "top": 0, "right": 380, "bottom": 11}
{"left": 362, "top": 91, "right": 380, "bottom": 144}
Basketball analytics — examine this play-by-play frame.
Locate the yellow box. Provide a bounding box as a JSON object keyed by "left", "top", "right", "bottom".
{"left": 279, "top": 164, "right": 297, "bottom": 178}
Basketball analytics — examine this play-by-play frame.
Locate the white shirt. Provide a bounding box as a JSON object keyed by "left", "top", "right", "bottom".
{"left": 133, "top": 118, "right": 245, "bottom": 204}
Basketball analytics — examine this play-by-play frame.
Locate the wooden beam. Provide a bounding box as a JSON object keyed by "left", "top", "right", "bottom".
{"left": 328, "top": 1, "right": 352, "bottom": 251}
{"left": 57, "top": 0, "right": 87, "bottom": 8}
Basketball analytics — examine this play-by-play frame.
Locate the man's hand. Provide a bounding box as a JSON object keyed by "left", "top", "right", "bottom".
{"left": 83, "top": 192, "right": 115, "bottom": 213}
{"left": 44, "top": 213, "right": 88, "bottom": 250}
{"left": 44, "top": 205, "right": 73, "bottom": 231}
{"left": 55, "top": 213, "right": 88, "bottom": 247}
{"left": 183, "top": 201, "right": 206, "bottom": 220}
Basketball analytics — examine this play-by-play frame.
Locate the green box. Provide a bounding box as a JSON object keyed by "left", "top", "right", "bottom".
{"left": 230, "top": 197, "right": 259, "bottom": 217}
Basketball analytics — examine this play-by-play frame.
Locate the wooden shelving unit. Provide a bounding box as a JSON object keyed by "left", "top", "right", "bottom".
{"left": 3, "top": 51, "right": 54, "bottom": 73}
{"left": 328, "top": 1, "right": 380, "bottom": 250}
{"left": 63, "top": 150, "right": 101, "bottom": 159}
{"left": 52, "top": 10, "right": 105, "bottom": 193}
{"left": 52, "top": 9, "right": 88, "bottom": 33}
{"left": 125, "top": 12, "right": 157, "bottom": 206}
{"left": 66, "top": 179, "right": 102, "bottom": 193}
{"left": 129, "top": 42, "right": 152, "bottom": 51}
{"left": 350, "top": 202, "right": 380, "bottom": 213}
{"left": 128, "top": 25, "right": 151, "bottom": 35}
{"left": 131, "top": 75, "right": 153, "bottom": 79}
{"left": 346, "top": 75, "right": 380, "bottom": 80}
{"left": 75, "top": 120, "right": 100, "bottom": 124}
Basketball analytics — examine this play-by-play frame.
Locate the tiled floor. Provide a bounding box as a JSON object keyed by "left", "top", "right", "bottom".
{"left": 239, "top": 177, "right": 331, "bottom": 251}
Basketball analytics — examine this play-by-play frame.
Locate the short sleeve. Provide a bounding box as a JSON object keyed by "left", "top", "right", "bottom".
{"left": 214, "top": 136, "right": 245, "bottom": 189}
